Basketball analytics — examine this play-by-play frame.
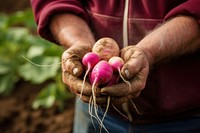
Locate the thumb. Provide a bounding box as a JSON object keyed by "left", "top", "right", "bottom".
{"left": 62, "top": 50, "right": 83, "bottom": 77}
{"left": 62, "top": 45, "right": 92, "bottom": 77}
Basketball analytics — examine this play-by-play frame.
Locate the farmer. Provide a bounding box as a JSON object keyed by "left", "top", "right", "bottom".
{"left": 30, "top": 0, "right": 200, "bottom": 132}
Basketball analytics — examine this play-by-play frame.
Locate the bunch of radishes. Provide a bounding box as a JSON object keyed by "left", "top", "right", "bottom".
{"left": 82, "top": 37, "right": 124, "bottom": 88}
{"left": 81, "top": 37, "right": 132, "bottom": 132}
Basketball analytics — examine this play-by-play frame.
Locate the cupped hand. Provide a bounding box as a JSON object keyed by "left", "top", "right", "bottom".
{"left": 100, "top": 45, "right": 150, "bottom": 105}
{"left": 62, "top": 45, "right": 102, "bottom": 102}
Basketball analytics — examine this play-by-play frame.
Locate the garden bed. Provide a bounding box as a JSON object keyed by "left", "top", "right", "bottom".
{"left": 0, "top": 1, "right": 76, "bottom": 132}
{"left": 0, "top": 81, "right": 75, "bottom": 133}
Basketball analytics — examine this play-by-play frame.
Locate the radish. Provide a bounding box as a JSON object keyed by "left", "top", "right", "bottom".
{"left": 90, "top": 37, "right": 120, "bottom": 131}
{"left": 89, "top": 60, "right": 113, "bottom": 132}
{"left": 80, "top": 52, "right": 100, "bottom": 98}
{"left": 92, "top": 37, "right": 120, "bottom": 61}
{"left": 108, "top": 56, "right": 133, "bottom": 121}
{"left": 89, "top": 60, "right": 113, "bottom": 109}
{"left": 109, "top": 56, "right": 142, "bottom": 121}
{"left": 84, "top": 37, "right": 135, "bottom": 131}
{"left": 82, "top": 52, "right": 100, "bottom": 69}
{"left": 108, "top": 56, "right": 124, "bottom": 72}
{"left": 104, "top": 73, "right": 119, "bottom": 87}
{"left": 90, "top": 60, "right": 113, "bottom": 85}
{"left": 108, "top": 56, "right": 131, "bottom": 92}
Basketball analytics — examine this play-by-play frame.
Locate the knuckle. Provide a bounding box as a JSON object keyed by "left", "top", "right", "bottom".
{"left": 61, "top": 50, "right": 68, "bottom": 59}
{"left": 137, "top": 81, "right": 145, "bottom": 90}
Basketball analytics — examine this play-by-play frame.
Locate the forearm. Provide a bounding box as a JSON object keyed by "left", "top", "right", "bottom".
{"left": 136, "top": 15, "right": 200, "bottom": 66}
{"left": 49, "top": 13, "right": 95, "bottom": 49}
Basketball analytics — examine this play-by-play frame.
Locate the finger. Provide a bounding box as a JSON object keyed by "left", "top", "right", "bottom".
{"left": 63, "top": 72, "right": 95, "bottom": 96}
{"left": 120, "top": 46, "right": 134, "bottom": 62}
{"left": 121, "top": 48, "right": 145, "bottom": 80}
{"left": 121, "top": 58, "right": 143, "bottom": 80}
{"left": 67, "top": 45, "right": 92, "bottom": 58}
{"left": 128, "top": 92, "right": 141, "bottom": 99}
{"left": 101, "top": 83, "right": 128, "bottom": 96}
{"left": 81, "top": 95, "right": 107, "bottom": 104}
{"left": 96, "top": 96, "right": 108, "bottom": 104}
{"left": 100, "top": 80, "right": 141, "bottom": 97}
{"left": 62, "top": 51, "right": 83, "bottom": 77}
{"left": 80, "top": 95, "right": 91, "bottom": 103}
{"left": 62, "top": 45, "right": 91, "bottom": 76}
{"left": 64, "top": 57, "right": 83, "bottom": 77}
{"left": 110, "top": 96, "right": 129, "bottom": 105}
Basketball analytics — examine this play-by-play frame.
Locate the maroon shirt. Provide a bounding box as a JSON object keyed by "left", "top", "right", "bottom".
{"left": 30, "top": 0, "right": 200, "bottom": 123}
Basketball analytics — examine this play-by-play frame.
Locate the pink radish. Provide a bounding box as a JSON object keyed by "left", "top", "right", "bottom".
{"left": 89, "top": 60, "right": 113, "bottom": 132}
{"left": 108, "top": 56, "right": 141, "bottom": 121}
{"left": 82, "top": 52, "right": 100, "bottom": 69}
{"left": 90, "top": 37, "right": 120, "bottom": 131}
{"left": 80, "top": 52, "right": 100, "bottom": 99}
{"left": 90, "top": 60, "right": 113, "bottom": 85}
{"left": 104, "top": 73, "right": 119, "bottom": 87}
{"left": 108, "top": 56, "right": 131, "bottom": 91}
{"left": 108, "top": 56, "right": 124, "bottom": 72}
{"left": 89, "top": 60, "right": 113, "bottom": 116}
{"left": 108, "top": 56, "right": 134, "bottom": 121}
{"left": 86, "top": 37, "right": 121, "bottom": 131}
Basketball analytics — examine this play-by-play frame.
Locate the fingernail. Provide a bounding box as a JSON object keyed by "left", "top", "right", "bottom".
{"left": 73, "top": 67, "right": 78, "bottom": 75}
{"left": 125, "top": 69, "right": 130, "bottom": 78}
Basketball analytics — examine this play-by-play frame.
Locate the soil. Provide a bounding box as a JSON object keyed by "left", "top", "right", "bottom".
{"left": 0, "top": 81, "right": 75, "bottom": 133}
{"left": 0, "top": 1, "right": 75, "bottom": 133}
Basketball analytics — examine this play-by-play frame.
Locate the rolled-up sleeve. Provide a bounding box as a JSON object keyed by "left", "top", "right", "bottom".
{"left": 30, "top": 0, "right": 89, "bottom": 42}
{"left": 164, "top": 0, "right": 200, "bottom": 23}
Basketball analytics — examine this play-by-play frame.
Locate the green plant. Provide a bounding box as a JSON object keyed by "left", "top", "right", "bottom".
{"left": 0, "top": 9, "right": 72, "bottom": 110}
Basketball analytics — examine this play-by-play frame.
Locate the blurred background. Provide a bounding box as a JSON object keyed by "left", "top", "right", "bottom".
{"left": 0, "top": 1, "right": 75, "bottom": 133}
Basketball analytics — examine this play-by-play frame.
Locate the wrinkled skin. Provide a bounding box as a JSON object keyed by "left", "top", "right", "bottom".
{"left": 62, "top": 44, "right": 150, "bottom": 106}
{"left": 62, "top": 44, "right": 107, "bottom": 103}
{"left": 62, "top": 45, "right": 90, "bottom": 77}
{"left": 60, "top": 15, "right": 200, "bottom": 107}
{"left": 100, "top": 46, "right": 150, "bottom": 105}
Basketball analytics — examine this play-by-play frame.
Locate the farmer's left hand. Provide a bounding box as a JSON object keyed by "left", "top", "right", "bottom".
{"left": 99, "top": 45, "right": 150, "bottom": 105}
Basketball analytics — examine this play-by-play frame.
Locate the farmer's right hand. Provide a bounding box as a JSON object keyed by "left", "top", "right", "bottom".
{"left": 61, "top": 45, "right": 95, "bottom": 100}
{"left": 49, "top": 13, "right": 100, "bottom": 102}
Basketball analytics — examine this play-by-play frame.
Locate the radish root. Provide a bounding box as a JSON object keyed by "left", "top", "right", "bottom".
{"left": 22, "top": 55, "right": 62, "bottom": 67}
{"left": 78, "top": 66, "right": 91, "bottom": 101}
{"left": 129, "top": 98, "right": 141, "bottom": 115}
{"left": 99, "top": 96, "right": 110, "bottom": 133}
{"left": 118, "top": 68, "right": 132, "bottom": 92}
{"left": 89, "top": 78, "right": 109, "bottom": 133}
